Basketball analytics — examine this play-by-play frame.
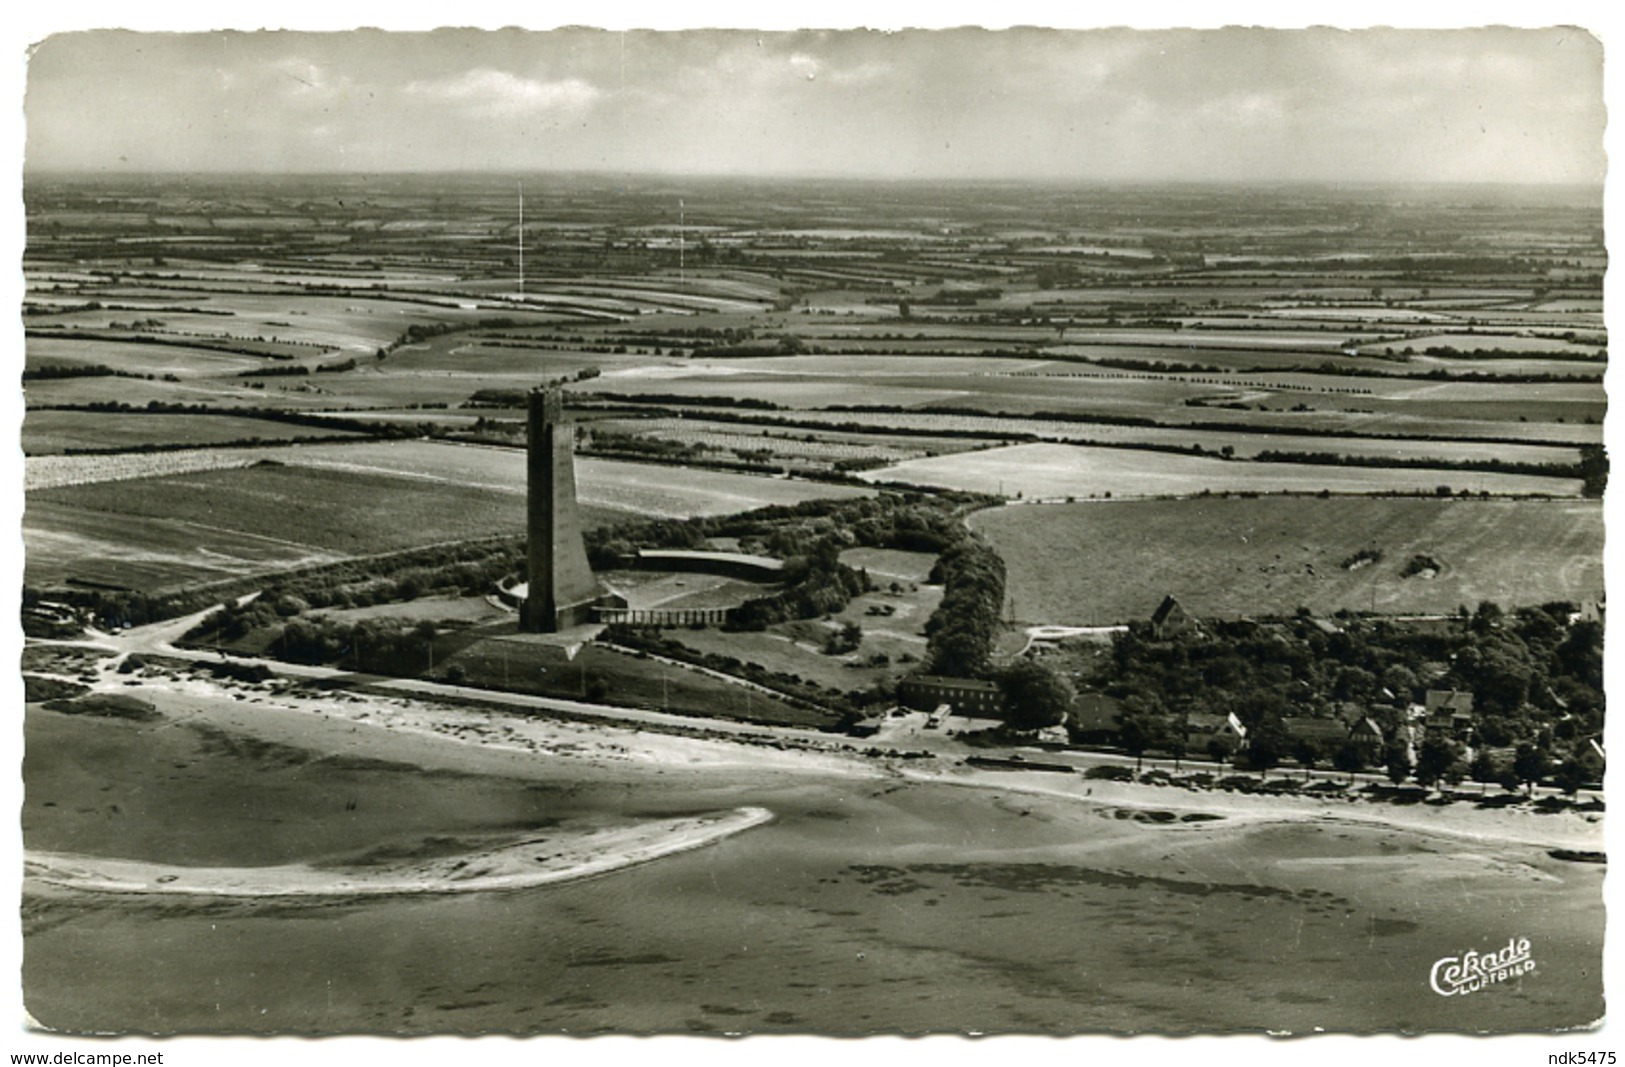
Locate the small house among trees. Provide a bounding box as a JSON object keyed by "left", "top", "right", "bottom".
{"left": 1423, "top": 689, "right": 1476, "bottom": 740}
{"left": 1348, "top": 716, "right": 1386, "bottom": 760}
{"left": 1149, "top": 595, "right": 1197, "bottom": 640}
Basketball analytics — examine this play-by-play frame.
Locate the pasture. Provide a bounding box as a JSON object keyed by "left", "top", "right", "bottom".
{"left": 862, "top": 442, "right": 1581, "bottom": 499}
{"left": 970, "top": 496, "right": 1604, "bottom": 624}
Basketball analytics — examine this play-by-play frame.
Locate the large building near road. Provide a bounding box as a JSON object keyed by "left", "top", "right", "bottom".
{"left": 898, "top": 674, "right": 1006, "bottom": 717}
{"left": 521, "top": 388, "right": 603, "bottom": 632}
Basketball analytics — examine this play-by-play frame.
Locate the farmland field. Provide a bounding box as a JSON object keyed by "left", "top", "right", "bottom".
{"left": 675, "top": 408, "right": 1585, "bottom": 467}
{"left": 24, "top": 439, "right": 872, "bottom": 591}
{"left": 23, "top": 463, "right": 530, "bottom": 591}
{"left": 22, "top": 411, "right": 364, "bottom": 455}
{"left": 863, "top": 442, "right": 1582, "bottom": 499}
{"left": 27, "top": 447, "right": 287, "bottom": 491}
{"left": 26, "top": 337, "right": 269, "bottom": 377}
{"left": 970, "top": 496, "right": 1604, "bottom": 624}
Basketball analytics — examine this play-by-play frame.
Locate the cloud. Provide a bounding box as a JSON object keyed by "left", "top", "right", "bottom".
{"left": 405, "top": 68, "right": 602, "bottom": 116}
{"left": 20, "top": 27, "right": 1604, "bottom": 183}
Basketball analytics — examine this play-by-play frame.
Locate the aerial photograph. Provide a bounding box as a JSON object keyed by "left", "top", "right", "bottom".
{"left": 11, "top": 17, "right": 1610, "bottom": 1042}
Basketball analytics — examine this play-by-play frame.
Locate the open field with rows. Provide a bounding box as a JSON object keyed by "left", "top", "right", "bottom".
{"left": 24, "top": 463, "right": 530, "bottom": 592}
{"left": 27, "top": 337, "right": 270, "bottom": 377}
{"left": 863, "top": 442, "right": 1582, "bottom": 499}
{"left": 971, "top": 496, "right": 1605, "bottom": 624}
{"left": 27, "top": 447, "right": 281, "bottom": 491}
{"left": 22, "top": 411, "right": 364, "bottom": 456}
{"left": 26, "top": 437, "right": 871, "bottom": 509}
{"left": 24, "top": 437, "right": 872, "bottom": 592}
{"left": 653, "top": 407, "right": 1586, "bottom": 467}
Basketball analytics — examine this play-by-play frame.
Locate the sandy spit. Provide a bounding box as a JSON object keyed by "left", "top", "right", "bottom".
{"left": 25, "top": 807, "right": 774, "bottom": 898}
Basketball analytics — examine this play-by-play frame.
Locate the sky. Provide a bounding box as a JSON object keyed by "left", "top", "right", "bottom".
{"left": 20, "top": 24, "right": 1607, "bottom": 184}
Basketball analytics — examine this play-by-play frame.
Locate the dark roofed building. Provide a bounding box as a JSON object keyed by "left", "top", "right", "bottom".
{"left": 1185, "top": 711, "right": 1247, "bottom": 753}
{"left": 1150, "top": 595, "right": 1197, "bottom": 640}
{"left": 1349, "top": 717, "right": 1386, "bottom": 758}
{"left": 1424, "top": 689, "right": 1476, "bottom": 739}
{"left": 1425, "top": 689, "right": 1474, "bottom": 716}
{"left": 898, "top": 674, "right": 1005, "bottom": 717}
{"left": 1069, "top": 692, "right": 1122, "bottom": 744}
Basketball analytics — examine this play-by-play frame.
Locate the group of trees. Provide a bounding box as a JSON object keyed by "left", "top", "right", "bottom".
{"left": 1091, "top": 601, "right": 1603, "bottom": 793}
{"left": 375, "top": 316, "right": 520, "bottom": 360}
{"left": 1102, "top": 602, "right": 1601, "bottom": 744}
{"left": 996, "top": 659, "right": 1076, "bottom": 731}
{"left": 922, "top": 536, "right": 1006, "bottom": 678}
{"left": 1368, "top": 735, "right": 1591, "bottom": 797}
{"left": 187, "top": 607, "right": 449, "bottom": 676}
{"left": 273, "top": 616, "right": 444, "bottom": 674}
{"left": 184, "top": 539, "right": 525, "bottom": 645}
{"left": 1580, "top": 444, "right": 1608, "bottom": 498}
{"left": 727, "top": 541, "right": 869, "bottom": 631}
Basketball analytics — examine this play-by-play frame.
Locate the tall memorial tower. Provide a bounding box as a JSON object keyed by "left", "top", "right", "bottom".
{"left": 521, "top": 388, "right": 600, "bottom": 632}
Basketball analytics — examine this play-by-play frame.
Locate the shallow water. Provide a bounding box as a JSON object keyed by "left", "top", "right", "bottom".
{"left": 22, "top": 707, "right": 1604, "bottom": 1034}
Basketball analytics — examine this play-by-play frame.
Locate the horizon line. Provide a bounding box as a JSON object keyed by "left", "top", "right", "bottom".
{"left": 20, "top": 168, "right": 1606, "bottom": 190}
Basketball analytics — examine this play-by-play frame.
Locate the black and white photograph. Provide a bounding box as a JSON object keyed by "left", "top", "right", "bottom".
{"left": 6, "top": 4, "right": 1615, "bottom": 1051}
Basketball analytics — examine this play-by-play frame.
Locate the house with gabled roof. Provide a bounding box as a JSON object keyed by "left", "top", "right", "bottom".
{"left": 1149, "top": 594, "right": 1197, "bottom": 640}
{"left": 1349, "top": 717, "right": 1386, "bottom": 760}
{"left": 1423, "top": 689, "right": 1475, "bottom": 740}
{"left": 1186, "top": 710, "right": 1247, "bottom": 755}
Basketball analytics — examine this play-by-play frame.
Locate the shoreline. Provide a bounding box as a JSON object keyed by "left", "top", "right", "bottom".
{"left": 900, "top": 762, "right": 1605, "bottom": 851}
{"left": 25, "top": 807, "right": 774, "bottom": 899}
{"left": 28, "top": 663, "right": 1605, "bottom": 859}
